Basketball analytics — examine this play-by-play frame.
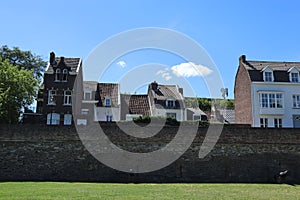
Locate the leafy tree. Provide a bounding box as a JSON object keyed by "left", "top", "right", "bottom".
{"left": 0, "top": 59, "right": 38, "bottom": 123}
{"left": 0, "top": 45, "right": 47, "bottom": 82}
{"left": 197, "top": 98, "right": 211, "bottom": 111}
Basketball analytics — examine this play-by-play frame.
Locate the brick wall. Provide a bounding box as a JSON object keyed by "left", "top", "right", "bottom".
{"left": 234, "top": 56, "right": 253, "bottom": 125}
{"left": 0, "top": 123, "right": 300, "bottom": 183}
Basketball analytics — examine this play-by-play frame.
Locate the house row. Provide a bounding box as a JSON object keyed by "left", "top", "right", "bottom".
{"left": 36, "top": 52, "right": 300, "bottom": 128}
{"left": 36, "top": 52, "right": 207, "bottom": 125}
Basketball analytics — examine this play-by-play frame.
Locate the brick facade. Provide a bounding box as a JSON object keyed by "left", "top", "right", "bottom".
{"left": 234, "top": 55, "right": 252, "bottom": 124}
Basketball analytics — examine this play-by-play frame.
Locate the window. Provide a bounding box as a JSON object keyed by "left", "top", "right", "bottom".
{"left": 47, "top": 113, "right": 60, "bottom": 125}
{"left": 48, "top": 90, "right": 56, "bottom": 105}
{"left": 167, "top": 113, "right": 176, "bottom": 119}
{"left": 167, "top": 100, "right": 175, "bottom": 108}
{"left": 261, "top": 93, "right": 268, "bottom": 108}
{"left": 55, "top": 68, "right": 60, "bottom": 81}
{"left": 64, "top": 114, "right": 72, "bottom": 125}
{"left": 64, "top": 90, "right": 72, "bottom": 105}
{"left": 274, "top": 118, "right": 282, "bottom": 128}
{"left": 264, "top": 72, "right": 273, "bottom": 82}
{"left": 84, "top": 92, "right": 91, "bottom": 100}
{"left": 260, "top": 118, "right": 268, "bottom": 128}
{"left": 81, "top": 109, "right": 89, "bottom": 115}
{"left": 291, "top": 72, "right": 299, "bottom": 82}
{"left": 106, "top": 115, "right": 112, "bottom": 121}
{"left": 259, "top": 92, "right": 283, "bottom": 108}
{"left": 105, "top": 98, "right": 111, "bottom": 107}
{"left": 292, "top": 95, "right": 300, "bottom": 108}
{"left": 62, "top": 69, "right": 68, "bottom": 81}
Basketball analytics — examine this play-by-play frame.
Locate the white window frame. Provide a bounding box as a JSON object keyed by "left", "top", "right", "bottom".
{"left": 64, "top": 90, "right": 72, "bottom": 105}
{"left": 81, "top": 109, "right": 89, "bottom": 115}
{"left": 260, "top": 117, "right": 268, "bottom": 128}
{"left": 264, "top": 71, "right": 273, "bottom": 82}
{"left": 292, "top": 94, "right": 300, "bottom": 108}
{"left": 64, "top": 114, "right": 72, "bottom": 125}
{"left": 55, "top": 68, "right": 61, "bottom": 82}
{"left": 62, "top": 69, "right": 68, "bottom": 82}
{"left": 259, "top": 92, "right": 283, "bottom": 109}
{"left": 291, "top": 72, "right": 299, "bottom": 82}
{"left": 84, "top": 91, "right": 92, "bottom": 100}
{"left": 274, "top": 118, "right": 282, "bottom": 128}
{"left": 106, "top": 115, "right": 113, "bottom": 121}
{"left": 48, "top": 90, "right": 56, "bottom": 105}
{"left": 47, "top": 113, "right": 60, "bottom": 125}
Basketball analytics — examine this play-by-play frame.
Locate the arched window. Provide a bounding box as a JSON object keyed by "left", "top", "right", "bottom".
{"left": 55, "top": 68, "right": 61, "bottom": 81}
{"left": 62, "top": 69, "right": 68, "bottom": 81}
{"left": 64, "top": 90, "right": 72, "bottom": 105}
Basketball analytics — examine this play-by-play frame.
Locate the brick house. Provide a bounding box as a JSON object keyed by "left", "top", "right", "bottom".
{"left": 37, "top": 52, "right": 82, "bottom": 125}
{"left": 235, "top": 55, "right": 300, "bottom": 127}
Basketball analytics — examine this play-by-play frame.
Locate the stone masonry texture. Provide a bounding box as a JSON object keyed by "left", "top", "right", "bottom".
{"left": 0, "top": 123, "right": 300, "bottom": 183}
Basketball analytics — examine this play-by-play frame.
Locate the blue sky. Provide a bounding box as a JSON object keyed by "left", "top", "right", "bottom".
{"left": 2, "top": 0, "right": 300, "bottom": 98}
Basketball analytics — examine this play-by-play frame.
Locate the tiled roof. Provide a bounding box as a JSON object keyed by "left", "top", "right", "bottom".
{"left": 46, "top": 57, "right": 81, "bottom": 73}
{"left": 241, "top": 56, "right": 300, "bottom": 82}
{"left": 95, "top": 83, "right": 119, "bottom": 107}
{"left": 151, "top": 84, "right": 184, "bottom": 100}
{"left": 186, "top": 108, "right": 207, "bottom": 116}
{"left": 121, "top": 94, "right": 150, "bottom": 115}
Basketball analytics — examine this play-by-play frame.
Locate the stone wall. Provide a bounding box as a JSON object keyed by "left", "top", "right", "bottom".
{"left": 0, "top": 123, "right": 300, "bottom": 183}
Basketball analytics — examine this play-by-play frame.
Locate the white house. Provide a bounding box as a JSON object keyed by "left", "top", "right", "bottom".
{"left": 235, "top": 55, "right": 300, "bottom": 128}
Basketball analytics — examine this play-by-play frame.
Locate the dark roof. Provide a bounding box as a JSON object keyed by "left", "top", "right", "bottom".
{"left": 121, "top": 94, "right": 150, "bottom": 116}
{"left": 46, "top": 57, "right": 81, "bottom": 73}
{"left": 150, "top": 84, "right": 184, "bottom": 100}
{"left": 241, "top": 57, "right": 300, "bottom": 82}
{"left": 95, "top": 83, "right": 119, "bottom": 107}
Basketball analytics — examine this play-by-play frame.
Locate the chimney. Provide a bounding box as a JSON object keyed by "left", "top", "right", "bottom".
{"left": 151, "top": 81, "right": 158, "bottom": 91}
{"left": 178, "top": 87, "right": 183, "bottom": 95}
{"left": 60, "top": 56, "right": 65, "bottom": 62}
{"left": 49, "top": 52, "right": 55, "bottom": 65}
{"left": 239, "top": 55, "right": 246, "bottom": 63}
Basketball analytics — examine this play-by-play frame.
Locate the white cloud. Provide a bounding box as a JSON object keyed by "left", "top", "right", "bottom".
{"left": 171, "top": 62, "right": 212, "bottom": 77}
{"left": 156, "top": 67, "right": 172, "bottom": 81}
{"left": 117, "top": 61, "right": 127, "bottom": 68}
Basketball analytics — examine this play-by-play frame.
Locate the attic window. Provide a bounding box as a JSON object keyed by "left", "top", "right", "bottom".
{"left": 166, "top": 100, "right": 175, "bottom": 108}
{"left": 290, "top": 72, "right": 299, "bottom": 82}
{"left": 264, "top": 71, "right": 273, "bottom": 82}
{"left": 62, "top": 69, "right": 68, "bottom": 81}
{"left": 105, "top": 97, "right": 111, "bottom": 107}
{"left": 55, "top": 69, "right": 60, "bottom": 81}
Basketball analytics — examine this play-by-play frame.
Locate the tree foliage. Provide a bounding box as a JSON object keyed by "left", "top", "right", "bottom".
{"left": 197, "top": 98, "right": 212, "bottom": 111}
{"left": 0, "top": 45, "right": 46, "bottom": 82}
{"left": 0, "top": 58, "right": 38, "bottom": 123}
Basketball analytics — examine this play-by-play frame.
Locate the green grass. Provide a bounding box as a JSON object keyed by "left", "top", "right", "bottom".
{"left": 0, "top": 182, "right": 299, "bottom": 200}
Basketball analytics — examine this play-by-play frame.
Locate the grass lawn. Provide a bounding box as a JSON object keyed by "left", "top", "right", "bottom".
{"left": 0, "top": 182, "right": 299, "bottom": 200}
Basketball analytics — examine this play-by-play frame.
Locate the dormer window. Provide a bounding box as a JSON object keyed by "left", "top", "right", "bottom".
{"left": 62, "top": 69, "right": 68, "bottom": 81}
{"left": 55, "top": 69, "right": 61, "bottom": 81}
{"left": 166, "top": 97, "right": 175, "bottom": 108}
{"left": 288, "top": 67, "right": 300, "bottom": 83}
{"left": 264, "top": 72, "right": 273, "bottom": 82}
{"left": 291, "top": 73, "right": 299, "bottom": 82}
{"left": 105, "top": 98, "right": 111, "bottom": 107}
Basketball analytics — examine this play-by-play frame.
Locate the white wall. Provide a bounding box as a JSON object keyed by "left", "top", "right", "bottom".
{"left": 251, "top": 82, "right": 300, "bottom": 127}
{"left": 94, "top": 107, "right": 120, "bottom": 121}
{"left": 153, "top": 108, "right": 186, "bottom": 121}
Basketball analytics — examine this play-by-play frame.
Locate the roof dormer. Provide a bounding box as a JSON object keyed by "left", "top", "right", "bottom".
{"left": 288, "top": 67, "right": 300, "bottom": 83}
{"left": 261, "top": 66, "right": 273, "bottom": 82}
